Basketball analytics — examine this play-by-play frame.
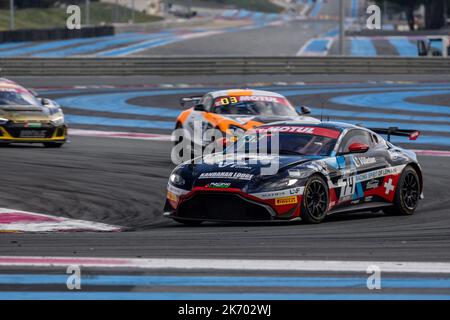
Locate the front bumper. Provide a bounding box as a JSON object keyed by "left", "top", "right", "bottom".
{"left": 164, "top": 187, "right": 300, "bottom": 222}
{"left": 0, "top": 123, "right": 67, "bottom": 143}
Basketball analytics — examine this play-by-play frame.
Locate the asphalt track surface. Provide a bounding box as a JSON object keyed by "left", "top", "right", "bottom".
{"left": 0, "top": 74, "right": 449, "bottom": 298}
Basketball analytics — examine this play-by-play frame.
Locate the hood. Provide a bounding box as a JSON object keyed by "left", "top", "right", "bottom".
{"left": 188, "top": 153, "right": 317, "bottom": 189}
{"left": 0, "top": 105, "right": 53, "bottom": 122}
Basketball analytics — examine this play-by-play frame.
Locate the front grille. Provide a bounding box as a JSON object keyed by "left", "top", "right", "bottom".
{"left": 177, "top": 193, "right": 273, "bottom": 221}
{"left": 3, "top": 124, "right": 56, "bottom": 138}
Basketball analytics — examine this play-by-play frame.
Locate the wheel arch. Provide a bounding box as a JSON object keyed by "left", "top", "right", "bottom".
{"left": 405, "top": 162, "right": 423, "bottom": 193}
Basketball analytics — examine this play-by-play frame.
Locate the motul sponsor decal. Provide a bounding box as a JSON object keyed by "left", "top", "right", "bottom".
{"left": 256, "top": 126, "right": 340, "bottom": 139}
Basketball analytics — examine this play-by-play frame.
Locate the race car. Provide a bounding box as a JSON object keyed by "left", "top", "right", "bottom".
{"left": 175, "top": 89, "right": 319, "bottom": 146}
{"left": 0, "top": 78, "right": 67, "bottom": 148}
{"left": 164, "top": 122, "right": 423, "bottom": 225}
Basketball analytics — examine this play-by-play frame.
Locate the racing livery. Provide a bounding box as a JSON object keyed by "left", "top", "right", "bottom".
{"left": 164, "top": 122, "right": 423, "bottom": 224}
{"left": 0, "top": 78, "right": 67, "bottom": 147}
{"left": 175, "top": 89, "right": 319, "bottom": 146}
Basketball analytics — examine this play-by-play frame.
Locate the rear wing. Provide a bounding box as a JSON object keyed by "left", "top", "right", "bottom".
{"left": 180, "top": 96, "right": 202, "bottom": 108}
{"left": 369, "top": 127, "right": 420, "bottom": 142}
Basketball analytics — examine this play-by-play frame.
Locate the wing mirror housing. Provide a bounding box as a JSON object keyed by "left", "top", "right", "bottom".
{"left": 348, "top": 142, "right": 369, "bottom": 154}
{"left": 296, "top": 105, "right": 311, "bottom": 115}
{"left": 194, "top": 104, "right": 205, "bottom": 111}
{"left": 40, "top": 98, "right": 52, "bottom": 106}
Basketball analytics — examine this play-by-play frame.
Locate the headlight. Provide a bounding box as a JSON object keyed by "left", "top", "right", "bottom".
{"left": 251, "top": 175, "right": 299, "bottom": 193}
{"left": 169, "top": 173, "right": 186, "bottom": 186}
{"left": 50, "top": 116, "right": 65, "bottom": 126}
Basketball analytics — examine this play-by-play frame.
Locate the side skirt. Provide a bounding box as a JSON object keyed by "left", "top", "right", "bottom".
{"left": 328, "top": 202, "right": 393, "bottom": 215}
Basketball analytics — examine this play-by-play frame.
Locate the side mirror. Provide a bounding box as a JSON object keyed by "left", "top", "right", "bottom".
{"left": 348, "top": 142, "right": 369, "bottom": 153}
{"left": 40, "top": 98, "right": 51, "bottom": 106}
{"left": 296, "top": 105, "right": 311, "bottom": 115}
{"left": 180, "top": 96, "right": 202, "bottom": 108}
{"left": 194, "top": 104, "right": 205, "bottom": 111}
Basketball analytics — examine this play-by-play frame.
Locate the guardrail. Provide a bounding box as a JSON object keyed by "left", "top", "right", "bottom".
{"left": 1, "top": 56, "right": 450, "bottom": 76}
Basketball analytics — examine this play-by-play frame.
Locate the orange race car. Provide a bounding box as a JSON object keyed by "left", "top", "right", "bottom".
{"left": 175, "top": 89, "right": 319, "bottom": 146}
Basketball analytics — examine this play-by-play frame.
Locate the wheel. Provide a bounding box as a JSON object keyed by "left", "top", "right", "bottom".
{"left": 43, "top": 142, "right": 64, "bottom": 148}
{"left": 173, "top": 218, "right": 203, "bottom": 226}
{"left": 301, "top": 175, "right": 329, "bottom": 224}
{"left": 383, "top": 166, "right": 420, "bottom": 216}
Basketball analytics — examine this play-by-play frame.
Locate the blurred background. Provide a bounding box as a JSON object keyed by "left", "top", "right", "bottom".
{"left": 0, "top": 0, "right": 449, "bottom": 57}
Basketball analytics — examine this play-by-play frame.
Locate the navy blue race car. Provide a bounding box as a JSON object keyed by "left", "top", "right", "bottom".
{"left": 164, "top": 122, "right": 423, "bottom": 225}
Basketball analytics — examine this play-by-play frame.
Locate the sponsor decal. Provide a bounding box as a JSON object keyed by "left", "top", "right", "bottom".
{"left": 206, "top": 182, "right": 231, "bottom": 189}
{"left": 256, "top": 126, "right": 340, "bottom": 139}
{"left": 366, "top": 179, "right": 379, "bottom": 189}
{"left": 198, "top": 172, "right": 253, "bottom": 180}
{"left": 214, "top": 96, "right": 281, "bottom": 106}
{"left": 250, "top": 187, "right": 304, "bottom": 200}
{"left": 275, "top": 196, "right": 298, "bottom": 206}
{"left": 353, "top": 156, "right": 377, "bottom": 168}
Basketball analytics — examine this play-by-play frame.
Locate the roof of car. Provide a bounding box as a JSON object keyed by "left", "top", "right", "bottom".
{"left": 208, "top": 89, "right": 285, "bottom": 99}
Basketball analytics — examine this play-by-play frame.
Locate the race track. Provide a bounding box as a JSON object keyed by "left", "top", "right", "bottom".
{"left": 0, "top": 74, "right": 449, "bottom": 298}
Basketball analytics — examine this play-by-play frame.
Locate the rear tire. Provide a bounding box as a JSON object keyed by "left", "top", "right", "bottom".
{"left": 383, "top": 166, "right": 420, "bottom": 216}
{"left": 301, "top": 175, "right": 329, "bottom": 224}
{"left": 43, "top": 142, "right": 64, "bottom": 148}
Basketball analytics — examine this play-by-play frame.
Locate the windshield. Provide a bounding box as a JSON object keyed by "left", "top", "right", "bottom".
{"left": 0, "top": 89, "right": 38, "bottom": 106}
{"left": 212, "top": 95, "right": 297, "bottom": 116}
{"left": 233, "top": 126, "right": 340, "bottom": 156}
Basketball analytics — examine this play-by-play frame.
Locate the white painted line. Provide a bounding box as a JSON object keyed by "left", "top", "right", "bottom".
{"left": 296, "top": 37, "right": 334, "bottom": 56}
{"left": 1, "top": 256, "right": 450, "bottom": 274}
{"left": 0, "top": 208, "right": 121, "bottom": 233}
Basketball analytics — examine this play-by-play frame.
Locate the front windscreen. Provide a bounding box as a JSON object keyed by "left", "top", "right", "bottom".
{"left": 212, "top": 95, "right": 297, "bottom": 116}
{"left": 0, "top": 88, "right": 38, "bottom": 106}
{"left": 234, "top": 126, "right": 340, "bottom": 157}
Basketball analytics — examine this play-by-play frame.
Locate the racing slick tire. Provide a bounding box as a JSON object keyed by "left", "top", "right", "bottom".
{"left": 301, "top": 174, "right": 329, "bottom": 224}
{"left": 43, "top": 142, "right": 64, "bottom": 148}
{"left": 173, "top": 218, "right": 203, "bottom": 226}
{"left": 383, "top": 166, "right": 420, "bottom": 216}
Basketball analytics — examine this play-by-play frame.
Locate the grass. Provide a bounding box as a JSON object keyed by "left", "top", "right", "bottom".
{"left": 170, "top": 0, "right": 284, "bottom": 13}
{"left": 0, "top": 2, "right": 162, "bottom": 31}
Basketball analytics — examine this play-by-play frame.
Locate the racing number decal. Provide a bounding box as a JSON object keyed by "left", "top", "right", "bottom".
{"left": 340, "top": 176, "right": 355, "bottom": 199}
{"left": 220, "top": 97, "right": 238, "bottom": 105}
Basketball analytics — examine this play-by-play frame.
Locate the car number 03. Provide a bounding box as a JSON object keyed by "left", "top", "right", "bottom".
{"left": 220, "top": 97, "right": 238, "bottom": 105}
{"left": 340, "top": 176, "right": 356, "bottom": 198}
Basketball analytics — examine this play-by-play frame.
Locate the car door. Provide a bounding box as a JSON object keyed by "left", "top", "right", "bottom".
{"left": 335, "top": 129, "right": 389, "bottom": 206}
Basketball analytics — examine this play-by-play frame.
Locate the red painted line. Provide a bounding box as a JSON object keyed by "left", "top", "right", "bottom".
{"left": 0, "top": 212, "right": 60, "bottom": 224}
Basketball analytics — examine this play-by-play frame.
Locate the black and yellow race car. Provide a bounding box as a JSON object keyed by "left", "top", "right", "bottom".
{"left": 0, "top": 79, "right": 67, "bottom": 148}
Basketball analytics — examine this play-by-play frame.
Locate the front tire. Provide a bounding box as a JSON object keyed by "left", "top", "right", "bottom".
{"left": 383, "top": 166, "right": 420, "bottom": 216}
{"left": 301, "top": 175, "right": 329, "bottom": 224}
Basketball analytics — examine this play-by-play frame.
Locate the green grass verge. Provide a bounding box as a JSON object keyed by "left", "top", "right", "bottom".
{"left": 0, "top": 2, "right": 162, "bottom": 31}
